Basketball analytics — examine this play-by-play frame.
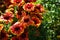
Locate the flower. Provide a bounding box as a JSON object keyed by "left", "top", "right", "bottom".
{"left": 10, "top": 29, "right": 28, "bottom": 40}
{"left": 34, "top": 13, "right": 42, "bottom": 20}
{"left": 31, "top": 0, "right": 36, "bottom": 2}
{"left": 5, "top": 8, "right": 14, "bottom": 13}
{"left": 21, "top": 15, "right": 34, "bottom": 26}
{"left": 19, "top": 29, "right": 29, "bottom": 40}
{"left": 0, "top": 24, "right": 4, "bottom": 31}
{"left": 31, "top": 17, "right": 42, "bottom": 27}
{"left": 11, "top": 32, "right": 29, "bottom": 40}
{"left": 10, "top": 0, "right": 24, "bottom": 6}
{"left": 35, "top": 4, "right": 44, "bottom": 13}
{"left": 23, "top": 3, "right": 35, "bottom": 12}
{"left": 4, "top": 0, "right": 11, "bottom": 8}
{"left": 11, "top": 31, "right": 29, "bottom": 40}
{"left": 24, "top": 0, "right": 36, "bottom": 3}
{"left": 24, "top": 0, "right": 32, "bottom": 3}
{"left": 30, "top": 13, "right": 42, "bottom": 20}
{"left": 16, "top": 11, "right": 26, "bottom": 19}
{"left": 16, "top": 11, "right": 22, "bottom": 19}
{"left": 11, "top": 36, "right": 20, "bottom": 40}
{"left": 18, "top": 0, "right": 24, "bottom": 7}
{"left": 1, "top": 12, "right": 14, "bottom": 24}
{"left": 11, "top": 0, "right": 22, "bottom": 3}
{"left": 10, "top": 22, "right": 25, "bottom": 36}
{"left": 0, "top": 30, "right": 8, "bottom": 40}
{"left": 3, "top": 12, "right": 14, "bottom": 20}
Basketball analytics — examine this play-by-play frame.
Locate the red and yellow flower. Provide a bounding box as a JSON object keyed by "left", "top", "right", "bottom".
{"left": 21, "top": 15, "right": 34, "bottom": 26}
{"left": 10, "top": 22, "right": 25, "bottom": 36}
{"left": 16, "top": 11, "right": 26, "bottom": 19}
{"left": 35, "top": 4, "right": 44, "bottom": 13}
{"left": 1, "top": 12, "right": 14, "bottom": 24}
{"left": 30, "top": 13, "right": 42, "bottom": 20}
{"left": 11, "top": 0, "right": 22, "bottom": 3}
{"left": 10, "top": 0, "right": 24, "bottom": 6}
{"left": 4, "top": 0, "right": 11, "bottom": 8}
{"left": 11, "top": 31, "right": 29, "bottom": 40}
{"left": 19, "top": 30, "right": 29, "bottom": 40}
{"left": 23, "top": 3, "right": 35, "bottom": 12}
{"left": 11, "top": 36, "right": 20, "bottom": 40}
{"left": 24, "top": 0, "right": 36, "bottom": 3}
{"left": 31, "top": 17, "right": 42, "bottom": 27}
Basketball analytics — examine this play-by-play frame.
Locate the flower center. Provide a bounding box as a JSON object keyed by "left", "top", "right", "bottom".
{"left": 24, "top": 0, "right": 36, "bottom": 2}
{"left": 15, "top": 27, "right": 20, "bottom": 31}
{"left": 36, "top": 6, "right": 40, "bottom": 9}
{"left": 34, "top": 20, "right": 37, "bottom": 24}
{"left": 4, "top": 16, "right": 10, "bottom": 20}
{"left": 24, "top": 0, "right": 31, "bottom": 3}
{"left": 27, "top": 6, "right": 31, "bottom": 9}
{"left": 27, "top": 4, "right": 32, "bottom": 9}
{"left": 32, "top": 19, "right": 38, "bottom": 24}
{"left": 24, "top": 18, "right": 29, "bottom": 22}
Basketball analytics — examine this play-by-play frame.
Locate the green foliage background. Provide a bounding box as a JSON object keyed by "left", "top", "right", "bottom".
{"left": 28, "top": 0, "right": 60, "bottom": 40}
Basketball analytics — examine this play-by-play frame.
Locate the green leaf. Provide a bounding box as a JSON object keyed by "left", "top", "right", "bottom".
{"left": 14, "top": 6, "right": 18, "bottom": 13}
{"left": 4, "top": 23, "right": 11, "bottom": 32}
{"left": 34, "top": 0, "right": 42, "bottom": 4}
{"left": 13, "top": 17, "right": 18, "bottom": 23}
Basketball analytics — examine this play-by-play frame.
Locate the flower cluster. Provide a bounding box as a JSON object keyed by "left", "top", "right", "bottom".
{"left": 0, "top": 0, "right": 44, "bottom": 40}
